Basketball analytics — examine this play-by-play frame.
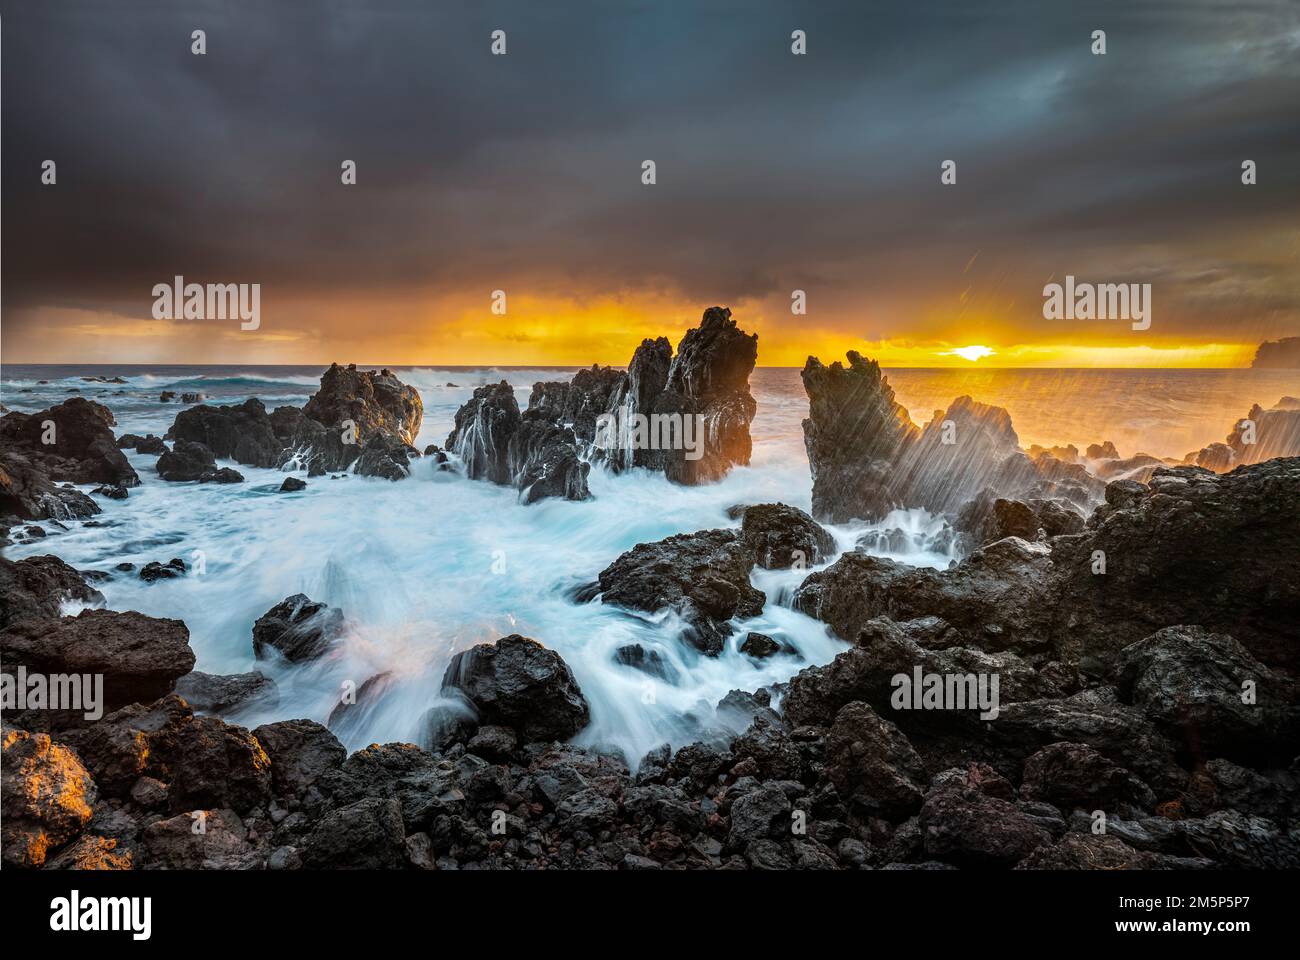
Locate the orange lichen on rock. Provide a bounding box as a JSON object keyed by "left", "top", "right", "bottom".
{"left": 1, "top": 727, "right": 98, "bottom": 868}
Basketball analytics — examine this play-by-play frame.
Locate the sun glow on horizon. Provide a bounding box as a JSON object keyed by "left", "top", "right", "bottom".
{"left": 944, "top": 345, "right": 996, "bottom": 362}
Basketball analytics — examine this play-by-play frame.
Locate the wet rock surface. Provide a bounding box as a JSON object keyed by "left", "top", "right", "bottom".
{"left": 739, "top": 502, "right": 836, "bottom": 569}
{"left": 503, "top": 306, "right": 758, "bottom": 492}
{"left": 440, "top": 634, "right": 591, "bottom": 742}
{"left": 800, "top": 352, "right": 1105, "bottom": 522}
{"left": 0, "top": 555, "right": 104, "bottom": 629}
{"left": 595, "top": 529, "right": 765, "bottom": 655}
{"left": 252, "top": 594, "right": 345, "bottom": 663}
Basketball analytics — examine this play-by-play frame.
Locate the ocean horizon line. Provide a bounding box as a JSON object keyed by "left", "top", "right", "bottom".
{"left": 0, "top": 361, "right": 1275, "bottom": 373}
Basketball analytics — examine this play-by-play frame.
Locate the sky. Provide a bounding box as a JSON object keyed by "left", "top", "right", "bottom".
{"left": 2, "top": 0, "right": 1299, "bottom": 367}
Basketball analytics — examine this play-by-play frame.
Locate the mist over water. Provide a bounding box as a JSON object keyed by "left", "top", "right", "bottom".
{"left": 2, "top": 363, "right": 1297, "bottom": 764}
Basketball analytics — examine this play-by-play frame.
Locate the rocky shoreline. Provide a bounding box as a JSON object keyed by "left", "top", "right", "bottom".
{"left": 3, "top": 311, "right": 1299, "bottom": 871}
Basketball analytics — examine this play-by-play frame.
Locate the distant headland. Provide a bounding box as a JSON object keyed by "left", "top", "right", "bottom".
{"left": 1252, "top": 337, "right": 1300, "bottom": 368}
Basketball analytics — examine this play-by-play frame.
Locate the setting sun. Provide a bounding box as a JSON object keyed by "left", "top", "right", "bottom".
{"left": 945, "top": 345, "right": 996, "bottom": 362}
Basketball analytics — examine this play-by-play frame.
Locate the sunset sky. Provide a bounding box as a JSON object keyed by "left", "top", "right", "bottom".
{"left": 2, "top": 0, "right": 1298, "bottom": 367}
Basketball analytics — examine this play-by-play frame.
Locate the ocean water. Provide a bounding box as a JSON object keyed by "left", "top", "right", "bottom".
{"left": 2, "top": 363, "right": 1297, "bottom": 763}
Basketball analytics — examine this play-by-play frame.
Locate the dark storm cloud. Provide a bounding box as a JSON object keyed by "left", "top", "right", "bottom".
{"left": 2, "top": 0, "right": 1298, "bottom": 332}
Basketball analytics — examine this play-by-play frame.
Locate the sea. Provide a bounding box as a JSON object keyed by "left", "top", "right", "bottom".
{"left": 2, "top": 363, "right": 1297, "bottom": 763}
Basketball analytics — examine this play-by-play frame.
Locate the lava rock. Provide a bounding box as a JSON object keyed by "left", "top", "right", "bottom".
{"left": 1019, "top": 741, "right": 1156, "bottom": 809}
{"left": 441, "top": 634, "right": 590, "bottom": 742}
{"left": 739, "top": 632, "right": 781, "bottom": 659}
{"left": 1, "top": 728, "right": 98, "bottom": 868}
{"left": 0, "top": 555, "right": 104, "bottom": 629}
{"left": 739, "top": 502, "right": 836, "bottom": 569}
{"left": 302, "top": 363, "right": 423, "bottom": 449}
{"left": 167, "top": 398, "right": 283, "bottom": 467}
{"left": 1114, "top": 625, "right": 1299, "bottom": 762}
{"left": 140, "top": 558, "right": 187, "bottom": 582}
{"left": 0, "top": 397, "right": 140, "bottom": 489}
{"left": 175, "top": 671, "right": 279, "bottom": 714}
{"left": 252, "top": 719, "right": 347, "bottom": 798}
{"left": 352, "top": 435, "right": 420, "bottom": 481}
{"left": 252, "top": 594, "right": 345, "bottom": 663}
{"left": 199, "top": 466, "right": 245, "bottom": 484}
{"left": 824, "top": 701, "right": 927, "bottom": 818}
{"left": 156, "top": 440, "right": 216, "bottom": 481}
{"left": 596, "top": 528, "right": 765, "bottom": 655}
{"left": 0, "top": 609, "right": 195, "bottom": 714}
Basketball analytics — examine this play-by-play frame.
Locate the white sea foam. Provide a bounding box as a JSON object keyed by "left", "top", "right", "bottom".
{"left": 7, "top": 364, "right": 1297, "bottom": 763}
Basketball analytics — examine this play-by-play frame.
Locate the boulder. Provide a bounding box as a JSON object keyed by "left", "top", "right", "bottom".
{"left": 142, "top": 808, "right": 259, "bottom": 869}
{"left": 156, "top": 440, "right": 216, "bottom": 481}
{"left": 1019, "top": 741, "right": 1155, "bottom": 809}
{"left": 441, "top": 634, "right": 590, "bottom": 742}
{"left": 352, "top": 434, "right": 420, "bottom": 480}
{"left": 596, "top": 529, "right": 765, "bottom": 655}
{"left": 0, "top": 450, "right": 101, "bottom": 521}
{"left": 168, "top": 716, "right": 273, "bottom": 813}
{"left": 1, "top": 727, "right": 97, "bottom": 868}
{"left": 252, "top": 594, "right": 345, "bottom": 663}
{"left": 726, "top": 782, "right": 791, "bottom": 849}
{"left": 1114, "top": 625, "right": 1299, "bottom": 762}
{"left": 317, "top": 741, "right": 467, "bottom": 828}
{"left": 919, "top": 774, "right": 1052, "bottom": 867}
{"left": 738, "top": 502, "right": 836, "bottom": 569}
{"left": 252, "top": 719, "right": 347, "bottom": 798}
{"left": 823, "top": 701, "right": 927, "bottom": 818}
{"left": 300, "top": 796, "right": 407, "bottom": 869}
{"left": 793, "top": 538, "right": 1055, "bottom": 654}
{"left": 59, "top": 694, "right": 193, "bottom": 795}
{"left": 1052, "top": 459, "right": 1300, "bottom": 670}
{"left": 166, "top": 398, "right": 282, "bottom": 467}
{"left": 199, "top": 466, "right": 244, "bottom": 484}
{"left": 140, "top": 558, "right": 186, "bottom": 582}
{"left": 0, "top": 397, "right": 139, "bottom": 488}
{"left": 0, "top": 555, "right": 104, "bottom": 629}
{"left": 0, "top": 609, "right": 195, "bottom": 714}
{"left": 990, "top": 688, "right": 1187, "bottom": 797}
{"left": 953, "top": 491, "right": 1084, "bottom": 550}
{"left": 739, "top": 632, "right": 781, "bottom": 659}
{"left": 780, "top": 616, "right": 1055, "bottom": 743}
{"left": 175, "top": 671, "right": 278, "bottom": 714}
